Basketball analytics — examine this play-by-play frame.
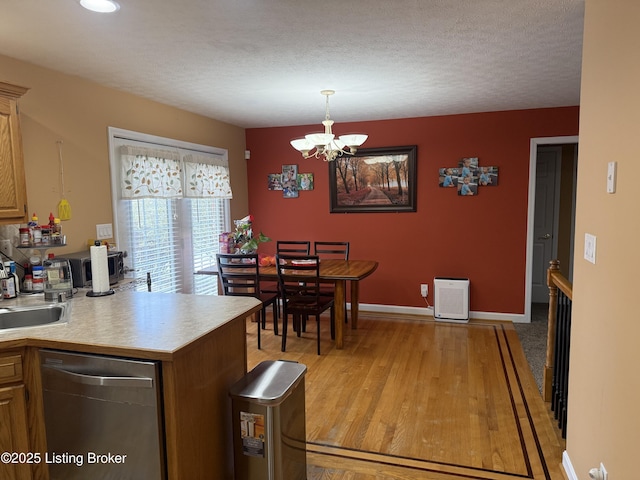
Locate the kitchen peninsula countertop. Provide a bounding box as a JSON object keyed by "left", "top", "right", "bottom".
{"left": 0, "top": 290, "right": 262, "bottom": 359}
{"left": 0, "top": 290, "right": 262, "bottom": 479}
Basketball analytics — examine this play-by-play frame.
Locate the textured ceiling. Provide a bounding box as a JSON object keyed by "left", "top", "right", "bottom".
{"left": 0, "top": 0, "right": 584, "bottom": 128}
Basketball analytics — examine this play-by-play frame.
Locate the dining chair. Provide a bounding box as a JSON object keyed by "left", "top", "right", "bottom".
{"left": 261, "top": 240, "right": 312, "bottom": 319}
{"left": 314, "top": 241, "right": 350, "bottom": 322}
{"left": 276, "top": 254, "right": 335, "bottom": 355}
{"left": 216, "top": 253, "right": 279, "bottom": 349}
{"left": 276, "top": 240, "right": 311, "bottom": 254}
{"left": 313, "top": 241, "right": 350, "bottom": 260}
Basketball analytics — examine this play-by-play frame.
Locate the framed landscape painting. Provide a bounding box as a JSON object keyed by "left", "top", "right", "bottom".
{"left": 328, "top": 145, "right": 417, "bottom": 213}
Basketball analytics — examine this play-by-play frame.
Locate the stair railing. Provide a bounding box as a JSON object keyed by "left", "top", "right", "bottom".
{"left": 544, "top": 259, "right": 573, "bottom": 438}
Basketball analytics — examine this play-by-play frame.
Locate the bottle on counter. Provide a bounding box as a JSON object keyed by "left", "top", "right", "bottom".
{"left": 29, "top": 213, "right": 42, "bottom": 245}
{"left": 23, "top": 263, "right": 32, "bottom": 291}
{"left": 52, "top": 217, "right": 63, "bottom": 245}
{"left": 29, "top": 255, "right": 43, "bottom": 292}
{"left": 32, "top": 265, "right": 44, "bottom": 292}
{"left": 1, "top": 261, "right": 18, "bottom": 299}
{"left": 41, "top": 226, "right": 51, "bottom": 245}
{"left": 9, "top": 262, "right": 19, "bottom": 295}
{"left": 19, "top": 226, "right": 31, "bottom": 246}
{"left": 23, "top": 275, "right": 33, "bottom": 291}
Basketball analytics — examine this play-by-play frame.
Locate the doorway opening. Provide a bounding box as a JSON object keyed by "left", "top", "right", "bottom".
{"left": 525, "top": 136, "right": 578, "bottom": 322}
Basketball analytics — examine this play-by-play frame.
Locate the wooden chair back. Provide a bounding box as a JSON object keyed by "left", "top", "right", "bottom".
{"left": 314, "top": 241, "right": 350, "bottom": 260}
{"left": 216, "top": 253, "right": 260, "bottom": 297}
{"left": 276, "top": 240, "right": 310, "bottom": 255}
{"left": 217, "top": 253, "right": 279, "bottom": 349}
{"left": 276, "top": 254, "right": 335, "bottom": 354}
{"left": 276, "top": 254, "right": 322, "bottom": 301}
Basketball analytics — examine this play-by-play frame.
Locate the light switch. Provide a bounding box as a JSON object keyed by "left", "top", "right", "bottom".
{"left": 607, "top": 161, "right": 617, "bottom": 193}
{"left": 96, "top": 223, "right": 113, "bottom": 240}
{"left": 584, "top": 233, "right": 596, "bottom": 264}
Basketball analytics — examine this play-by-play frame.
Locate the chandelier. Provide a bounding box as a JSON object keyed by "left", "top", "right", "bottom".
{"left": 290, "top": 90, "right": 368, "bottom": 162}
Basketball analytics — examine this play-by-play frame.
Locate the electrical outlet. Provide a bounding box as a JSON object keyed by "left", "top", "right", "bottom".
{"left": 420, "top": 283, "right": 428, "bottom": 297}
{"left": 96, "top": 223, "right": 113, "bottom": 240}
{"left": 0, "top": 239, "right": 11, "bottom": 257}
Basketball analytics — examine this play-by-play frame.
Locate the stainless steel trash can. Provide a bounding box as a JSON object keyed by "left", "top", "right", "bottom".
{"left": 229, "top": 360, "right": 307, "bottom": 480}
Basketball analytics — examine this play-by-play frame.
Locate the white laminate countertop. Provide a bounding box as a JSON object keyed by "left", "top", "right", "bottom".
{"left": 0, "top": 290, "right": 261, "bottom": 358}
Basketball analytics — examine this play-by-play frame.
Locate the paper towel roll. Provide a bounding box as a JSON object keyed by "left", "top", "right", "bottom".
{"left": 90, "top": 244, "right": 110, "bottom": 293}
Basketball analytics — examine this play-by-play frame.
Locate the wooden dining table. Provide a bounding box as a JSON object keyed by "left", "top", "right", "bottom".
{"left": 196, "top": 259, "right": 378, "bottom": 349}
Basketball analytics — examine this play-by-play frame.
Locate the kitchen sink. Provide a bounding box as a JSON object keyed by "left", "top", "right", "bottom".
{"left": 0, "top": 304, "right": 68, "bottom": 331}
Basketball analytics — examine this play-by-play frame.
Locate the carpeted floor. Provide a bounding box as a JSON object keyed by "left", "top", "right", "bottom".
{"left": 513, "top": 303, "right": 549, "bottom": 392}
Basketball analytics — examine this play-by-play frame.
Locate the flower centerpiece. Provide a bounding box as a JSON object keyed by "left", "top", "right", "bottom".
{"left": 232, "top": 214, "right": 271, "bottom": 254}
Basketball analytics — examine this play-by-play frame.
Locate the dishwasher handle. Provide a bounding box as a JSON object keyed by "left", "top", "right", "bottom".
{"left": 42, "top": 364, "right": 154, "bottom": 389}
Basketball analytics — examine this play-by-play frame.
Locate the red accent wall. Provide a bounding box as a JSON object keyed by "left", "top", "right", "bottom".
{"left": 245, "top": 107, "right": 579, "bottom": 315}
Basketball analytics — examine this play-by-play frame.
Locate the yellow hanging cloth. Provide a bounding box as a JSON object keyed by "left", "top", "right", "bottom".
{"left": 57, "top": 141, "right": 71, "bottom": 220}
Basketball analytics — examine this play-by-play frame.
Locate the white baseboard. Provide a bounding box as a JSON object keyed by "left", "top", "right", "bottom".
{"left": 563, "top": 450, "right": 578, "bottom": 480}
{"left": 353, "top": 303, "right": 527, "bottom": 323}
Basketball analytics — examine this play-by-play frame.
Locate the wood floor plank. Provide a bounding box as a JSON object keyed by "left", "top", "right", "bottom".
{"left": 246, "top": 313, "right": 566, "bottom": 480}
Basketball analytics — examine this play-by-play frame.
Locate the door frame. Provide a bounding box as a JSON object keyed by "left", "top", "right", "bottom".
{"left": 524, "top": 135, "right": 579, "bottom": 322}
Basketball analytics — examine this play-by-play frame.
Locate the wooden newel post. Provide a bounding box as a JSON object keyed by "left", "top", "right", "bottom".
{"left": 543, "top": 260, "right": 560, "bottom": 402}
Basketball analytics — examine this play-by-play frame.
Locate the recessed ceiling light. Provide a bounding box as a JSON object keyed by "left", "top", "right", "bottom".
{"left": 80, "top": 0, "right": 120, "bottom": 13}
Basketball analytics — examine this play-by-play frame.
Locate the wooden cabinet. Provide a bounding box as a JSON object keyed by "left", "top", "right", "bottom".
{"left": 0, "top": 82, "right": 29, "bottom": 224}
{"left": 0, "top": 352, "right": 31, "bottom": 480}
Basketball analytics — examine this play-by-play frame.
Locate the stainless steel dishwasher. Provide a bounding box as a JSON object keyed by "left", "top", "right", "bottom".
{"left": 40, "top": 349, "right": 165, "bottom": 479}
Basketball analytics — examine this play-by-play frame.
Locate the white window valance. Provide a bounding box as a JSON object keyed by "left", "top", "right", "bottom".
{"left": 120, "top": 146, "right": 183, "bottom": 199}
{"left": 119, "top": 146, "right": 232, "bottom": 200}
{"left": 183, "top": 153, "right": 233, "bottom": 199}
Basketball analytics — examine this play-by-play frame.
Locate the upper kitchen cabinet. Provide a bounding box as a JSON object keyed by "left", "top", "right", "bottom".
{"left": 0, "top": 82, "right": 29, "bottom": 225}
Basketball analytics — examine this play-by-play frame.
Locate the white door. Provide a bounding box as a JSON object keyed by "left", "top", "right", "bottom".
{"left": 531, "top": 146, "right": 560, "bottom": 303}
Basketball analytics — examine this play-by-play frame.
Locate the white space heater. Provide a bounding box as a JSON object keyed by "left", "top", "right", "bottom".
{"left": 433, "top": 277, "right": 470, "bottom": 323}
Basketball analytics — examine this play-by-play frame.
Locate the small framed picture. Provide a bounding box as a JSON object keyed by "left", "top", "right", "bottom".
{"left": 282, "top": 164, "right": 298, "bottom": 198}
{"left": 438, "top": 167, "right": 460, "bottom": 188}
{"left": 268, "top": 174, "right": 283, "bottom": 190}
{"left": 297, "top": 173, "right": 314, "bottom": 190}
{"left": 478, "top": 166, "right": 499, "bottom": 186}
{"left": 457, "top": 175, "right": 478, "bottom": 196}
{"left": 457, "top": 158, "right": 478, "bottom": 196}
{"left": 458, "top": 157, "right": 479, "bottom": 178}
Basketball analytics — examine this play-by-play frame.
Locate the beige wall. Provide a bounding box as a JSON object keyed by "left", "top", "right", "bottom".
{"left": 0, "top": 54, "right": 248, "bottom": 255}
{"left": 568, "top": 0, "right": 640, "bottom": 477}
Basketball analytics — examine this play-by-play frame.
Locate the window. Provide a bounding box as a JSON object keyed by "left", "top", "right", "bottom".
{"left": 108, "top": 127, "right": 231, "bottom": 294}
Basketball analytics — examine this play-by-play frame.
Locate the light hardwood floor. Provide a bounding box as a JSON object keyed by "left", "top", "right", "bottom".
{"left": 246, "top": 313, "right": 566, "bottom": 480}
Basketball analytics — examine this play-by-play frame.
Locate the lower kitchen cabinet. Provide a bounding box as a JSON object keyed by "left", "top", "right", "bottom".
{"left": 0, "top": 353, "right": 32, "bottom": 480}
